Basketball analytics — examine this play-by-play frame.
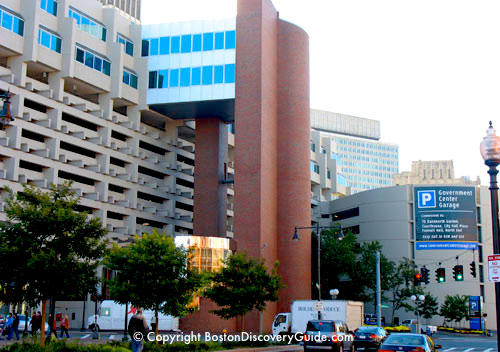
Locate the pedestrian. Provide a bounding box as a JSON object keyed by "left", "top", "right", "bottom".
{"left": 59, "top": 314, "right": 70, "bottom": 338}
{"left": 5, "top": 313, "right": 12, "bottom": 339}
{"left": 127, "top": 308, "right": 149, "bottom": 352}
{"left": 30, "top": 312, "right": 37, "bottom": 337}
{"left": 35, "top": 312, "right": 42, "bottom": 336}
{"left": 8, "top": 313, "right": 19, "bottom": 341}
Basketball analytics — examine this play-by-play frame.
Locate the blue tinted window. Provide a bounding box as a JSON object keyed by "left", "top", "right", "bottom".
{"left": 192, "top": 34, "right": 201, "bottom": 52}
{"left": 169, "top": 69, "right": 179, "bottom": 87}
{"left": 2, "top": 12, "right": 13, "bottom": 31}
{"left": 102, "top": 60, "right": 110, "bottom": 76}
{"left": 41, "top": 0, "right": 46, "bottom": 10}
{"left": 150, "top": 38, "right": 158, "bottom": 55}
{"left": 181, "top": 35, "right": 191, "bottom": 53}
{"left": 158, "top": 69, "right": 168, "bottom": 88}
{"left": 81, "top": 16, "right": 90, "bottom": 33}
{"left": 130, "top": 74, "right": 138, "bottom": 89}
{"left": 84, "top": 52, "right": 94, "bottom": 68}
{"left": 51, "top": 36, "right": 61, "bottom": 53}
{"left": 101, "top": 27, "right": 106, "bottom": 41}
{"left": 43, "top": 0, "right": 58, "bottom": 16}
{"left": 214, "top": 65, "right": 223, "bottom": 84}
{"left": 202, "top": 66, "right": 213, "bottom": 85}
{"left": 159, "top": 36, "right": 169, "bottom": 55}
{"left": 40, "top": 30, "right": 51, "bottom": 48}
{"left": 225, "top": 30, "right": 235, "bottom": 49}
{"left": 75, "top": 48, "right": 84, "bottom": 63}
{"left": 13, "top": 17, "right": 23, "bottom": 36}
{"left": 125, "top": 41, "right": 133, "bottom": 56}
{"left": 180, "top": 68, "right": 190, "bottom": 87}
{"left": 224, "top": 64, "right": 235, "bottom": 83}
{"left": 215, "top": 32, "right": 224, "bottom": 50}
{"left": 203, "top": 32, "right": 213, "bottom": 51}
{"left": 149, "top": 71, "right": 157, "bottom": 88}
{"left": 122, "top": 70, "right": 130, "bottom": 85}
{"left": 171, "top": 36, "right": 180, "bottom": 53}
{"left": 72, "top": 11, "right": 81, "bottom": 25}
{"left": 94, "top": 56, "right": 102, "bottom": 72}
{"left": 141, "top": 39, "right": 149, "bottom": 57}
{"left": 191, "top": 67, "right": 201, "bottom": 85}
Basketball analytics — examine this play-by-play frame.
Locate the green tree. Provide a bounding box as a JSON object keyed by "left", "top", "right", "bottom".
{"left": 204, "top": 252, "right": 284, "bottom": 332}
{"left": 389, "top": 259, "right": 419, "bottom": 325}
{"left": 104, "top": 230, "right": 205, "bottom": 337}
{"left": 0, "top": 182, "right": 107, "bottom": 346}
{"left": 320, "top": 229, "right": 395, "bottom": 307}
{"left": 417, "top": 293, "right": 440, "bottom": 322}
{"left": 440, "top": 295, "right": 469, "bottom": 327}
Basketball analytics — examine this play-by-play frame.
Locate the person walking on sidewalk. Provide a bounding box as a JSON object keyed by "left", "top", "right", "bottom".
{"left": 59, "top": 314, "right": 70, "bottom": 338}
{"left": 8, "top": 313, "right": 20, "bottom": 341}
{"left": 128, "top": 308, "right": 149, "bottom": 352}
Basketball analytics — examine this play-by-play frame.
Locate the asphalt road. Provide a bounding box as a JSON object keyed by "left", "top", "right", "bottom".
{"left": 431, "top": 334, "right": 498, "bottom": 352}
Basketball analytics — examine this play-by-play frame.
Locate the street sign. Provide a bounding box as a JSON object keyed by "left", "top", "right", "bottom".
{"left": 488, "top": 255, "right": 500, "bottom": 282}
{"left": 314, "top": 301, "right": 324, "bottom": 311}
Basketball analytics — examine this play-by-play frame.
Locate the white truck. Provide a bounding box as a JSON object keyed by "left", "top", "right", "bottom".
{"left": 401, "top": 319, "right": 437, "bottom": 335}
{"left": 87, "top": 300, "right": 179, "bottom": 331}
{"left": 272, "top": 300, "right": 364, "bottom": 336}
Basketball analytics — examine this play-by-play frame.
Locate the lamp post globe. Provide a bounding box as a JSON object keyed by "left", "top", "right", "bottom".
{"left": 480, "top": 122, "right": 500, "bottom": 165}
{"left": 410, "top": 295, "right": 416, "bottom": 301}
{"left": 331, "top": 289, "right": 339, "bottom": 296}
{"left": 418, "top": 295, "right": 425, "bottom": 302}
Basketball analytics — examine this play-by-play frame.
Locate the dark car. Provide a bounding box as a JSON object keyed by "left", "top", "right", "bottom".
{"left": 303, "top": 320, "right": 354, "bottom": 352}
{"left": 378, "top": 333, "right": 442, "bottom": 352}
{"left": 352, "top": 326, "right": 386, "bottom": 351}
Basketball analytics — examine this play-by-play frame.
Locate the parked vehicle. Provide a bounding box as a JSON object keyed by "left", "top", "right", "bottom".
{"left": 378, "top": 333, "right": 442, "bottom": 352}
{"left": 303, "top": 320, "right": 354, "bottom": 352}
{"left": 87, "top": 300, "right": 178, "bottom": 332}
{"left": 352, "top": 326, "right": 386, "bottom": 351}
{"left": 401, "top": 319, "right": 437, "bottom": 335}
{"left": 272, "top": 300, "right": 364, "bottom": 336}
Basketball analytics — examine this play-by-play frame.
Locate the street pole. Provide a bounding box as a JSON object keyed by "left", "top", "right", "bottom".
{"left": 81, "top": 296, "right": 86, "bottom": 331}
{"left": 317, "top": 223, "right": 322, "bottom": 320}
{"left": 376, "top": 251, "right": 382, "bottom": 327}
{"left": 123, "top": 302, "right": 128, "bottom": 341}
{"left": 487, "top": 160, "right": 500, "bottom": 347}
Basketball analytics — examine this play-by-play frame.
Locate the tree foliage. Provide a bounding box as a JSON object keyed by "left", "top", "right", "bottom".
{"left": 0, "top": 182, "right": 107, "bottom": 345}
{"left": 104, "top": 230, "right": 205, "bottom": 336}
{"left": 389, "top": 258, "right": 420, "bottom": 325}
{"left": 440, "top": 294, "right": 469, "bottom": 327}
{"left": 203, "top": 252, "right": 284, "bottom": 331}
{"left": 319, "top": 229, "right": 395, "bottom": 304}
{"left": 417, "top": 293, "right": 440, "bottom": 321}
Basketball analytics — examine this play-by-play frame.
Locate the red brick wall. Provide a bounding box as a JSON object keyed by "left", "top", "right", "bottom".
{"left": 277, "top": 19, "right": 312, "bottom": 312}
{"left": 193, "top": 118, "right": 227, "bottom": 237}
{"left": 234, "top": 0, "right": 280, "bottom": 333}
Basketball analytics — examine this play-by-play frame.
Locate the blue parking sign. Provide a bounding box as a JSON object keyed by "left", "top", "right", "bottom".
{"left": 418, "top": 190, "right": 436, "bottom": 208}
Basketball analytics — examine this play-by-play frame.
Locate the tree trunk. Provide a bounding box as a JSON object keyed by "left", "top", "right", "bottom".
{"left": 155, "top": 310, "right": 159, "bottom": 341}
{"left": 40, "top": 299, "right": 47, "bottom": 347}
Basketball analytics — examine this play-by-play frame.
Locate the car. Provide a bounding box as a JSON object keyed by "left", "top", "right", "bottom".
{"left": 303, "top": 319, "right": 354, "bottom": 352}
{"left": 16, "top": 315, "right": 49, "bottom": 333}
{"left": 378, "top": 333, "right": 442, "bottom": 352}
{"left": 352, "top": 326, "right": 386, "bottom": 351}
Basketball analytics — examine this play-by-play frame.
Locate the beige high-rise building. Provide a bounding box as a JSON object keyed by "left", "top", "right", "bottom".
{"left": 99, "top": 0, "right": 141, "bottom": 22}
{"left": 393, "top": 160, "right": 480, "bottom": 186}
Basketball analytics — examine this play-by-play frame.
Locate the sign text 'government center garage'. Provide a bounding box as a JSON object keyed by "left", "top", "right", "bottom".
{"left": 414, "top": 186, "right": 478, "bottom": 250}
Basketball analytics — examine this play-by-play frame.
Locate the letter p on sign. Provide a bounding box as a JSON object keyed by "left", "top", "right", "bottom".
{"left": 418, "top": 190, "right": 436, "bottom": 208}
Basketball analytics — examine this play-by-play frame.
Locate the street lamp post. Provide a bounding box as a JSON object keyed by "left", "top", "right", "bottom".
{"left": 293, "top": 223, "right": 344, "bottom": 316}
{"left": 329, "top": 289, "right": 339, "bottom": 300}
{"left": 410, "top": 294, "right": 425, "bottom": 334}
{"left": 480, "top": 121, "right": 500, "bottom": 348}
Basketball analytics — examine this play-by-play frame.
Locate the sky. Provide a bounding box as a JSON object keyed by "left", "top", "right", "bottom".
{"left": 141, "top": 0, "right": 500, "bottom": 184}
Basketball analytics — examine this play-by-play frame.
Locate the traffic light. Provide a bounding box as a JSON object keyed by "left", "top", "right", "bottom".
{"left": 453, "top": 265, "right": 464, "bottom": 281}
{"left": 470, "top": 261, "right": 477, "bottom": 278}
{"left": 421, "top": 267, "right": 430, "bottom": 285}
{"left": 413, "top": 272, "right": 422, "bottom": 286}
{"left": 436, "top": 268, "right": 445, "bottom": 283}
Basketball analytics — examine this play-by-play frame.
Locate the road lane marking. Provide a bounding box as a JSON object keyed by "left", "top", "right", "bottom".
{"left": 464, "top": 349, "right": 475, "bottom": 352}
{"left": 482, "top": 349, "right": 493, "bottom": 352}
{"left": 80, "top": 334, "right": 90, "bottom": 339}
{"left": 443, "top": 349, "right": 455, "bottom": 352}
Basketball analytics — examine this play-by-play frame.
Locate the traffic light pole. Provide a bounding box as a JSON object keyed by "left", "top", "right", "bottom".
{"left": 376, "top": 251, "right": 382, "bottom": 327}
